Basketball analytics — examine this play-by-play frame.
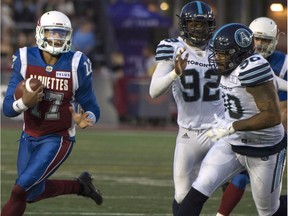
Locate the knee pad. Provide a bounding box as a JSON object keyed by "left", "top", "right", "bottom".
{"left": 231, "top": 173, "right": 250, "bottom": 190}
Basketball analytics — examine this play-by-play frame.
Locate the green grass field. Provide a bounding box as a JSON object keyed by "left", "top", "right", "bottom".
{"left": 1, "top": 126, "right": 286, "bottom": 216}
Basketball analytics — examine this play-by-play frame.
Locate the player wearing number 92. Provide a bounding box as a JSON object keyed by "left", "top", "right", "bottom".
{"left": 149, "top": 1, "right": 224, "bottom": 215}
{"left": 2, "top": 11, "right": 102, "bottom": 216}
{"left": 175, "top": 23, "right": 286, "bottom": 216}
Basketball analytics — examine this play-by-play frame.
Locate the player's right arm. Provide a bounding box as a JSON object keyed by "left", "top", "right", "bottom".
{"left": 149, "top": 39, "right": 188, "bottom": 98}
{"left": 149, "top": 60, "right": 175, "bottom": 98}
{"left": 2, "top": 49, "right": 26, "bottom": 117}
{"left": 3, "top": 48, "right": 43, "bottom": 117}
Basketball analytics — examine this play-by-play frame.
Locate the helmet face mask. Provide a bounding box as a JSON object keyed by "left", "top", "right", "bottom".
{"left": 178, "top": 1, "right": 216, "bottom": 47}
{"left": 209, "top": 48, "right": 237, "bottom": 75}
{"left": 253, "top": 35, "right": 276, "bottom": 58}
{"left": 36, "top": 11, "right": 73, "bottom": 55}
{"left": 249, "top": 17, "right": 278, "bottom": 58}
{"left": 208, "top": 23, "right": 254, "bottom": 75}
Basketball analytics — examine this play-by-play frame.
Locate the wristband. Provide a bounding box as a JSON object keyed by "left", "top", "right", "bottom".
{"left": 13, "top": 98, "right": 28, "bottom": 113}
{"left": 169, "top": 69, "right": 179, "bottom": 80}
{"left": 85, "top": 111, "right": 96, "bottom": 124}
{"left": 228, "top": 125, "right": 235, "bottom": 134}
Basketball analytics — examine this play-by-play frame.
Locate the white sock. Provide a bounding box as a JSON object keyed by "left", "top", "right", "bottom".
{"left": 216, "top": 213, "right": 225, "bottom": 216}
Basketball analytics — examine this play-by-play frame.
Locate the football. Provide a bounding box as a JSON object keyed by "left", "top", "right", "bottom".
{"left": 14, "top": 78, "right": 43, "bottom": 100}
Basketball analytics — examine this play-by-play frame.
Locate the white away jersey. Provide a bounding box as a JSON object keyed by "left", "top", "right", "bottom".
{"left": 155, "top": 37, "right": 224, "bottom": 129}
{"left": 220, "top": 54, "right": 284, "bottom": 147}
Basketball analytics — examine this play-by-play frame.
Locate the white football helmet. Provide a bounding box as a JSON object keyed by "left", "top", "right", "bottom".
{"left": 249, "top": 17, "right": 278, "bottom": 58}
{"left": 35, "top": 11, "right": 73, "bottom": 55}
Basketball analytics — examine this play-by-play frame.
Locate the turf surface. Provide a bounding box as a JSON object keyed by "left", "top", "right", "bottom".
{"left": 1, "top": 127, "right": 286, "bottom": 215}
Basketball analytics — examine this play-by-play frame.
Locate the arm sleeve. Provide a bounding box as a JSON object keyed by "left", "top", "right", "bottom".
{"left": 75, "top": 56, "right": 100, "bottom": 123}
{"left": 149, "top": 60, "right": 177, "bottom": 98}
{"left": 2, "top": 49, "right": 25, "bottom": 117}
{"left": 239, "top": 61, "right": 274, "bottom": 87}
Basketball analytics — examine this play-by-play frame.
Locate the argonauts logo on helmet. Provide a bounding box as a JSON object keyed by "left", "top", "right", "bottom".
{"left": 234, "top": 28, "right": 252, "bottom": 48}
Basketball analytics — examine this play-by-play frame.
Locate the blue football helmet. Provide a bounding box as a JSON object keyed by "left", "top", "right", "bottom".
{"left": 208, "top": 23, "right": 255, "bottom": 75}
{"left": 178, "top": 1, "right": 216, "bottom": 47}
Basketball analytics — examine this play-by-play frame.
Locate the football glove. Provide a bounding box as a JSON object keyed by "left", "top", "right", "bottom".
{"left": 205, "top": 114, "right": 235, "bottom": 141}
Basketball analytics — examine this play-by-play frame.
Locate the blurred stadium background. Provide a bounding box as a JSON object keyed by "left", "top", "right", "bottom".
{"left": 1, "top": 0, "right": 287, "bottom": 126}
{"left": 1, "top": 0, "right": 287, "bottom": 215}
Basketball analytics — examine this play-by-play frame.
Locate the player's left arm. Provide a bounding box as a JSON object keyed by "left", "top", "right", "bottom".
{"left": 233, "top": 80, "right": 282, "bottom": 131}
{"left": 73, "top": 55, "right": 100, "bottom": 127}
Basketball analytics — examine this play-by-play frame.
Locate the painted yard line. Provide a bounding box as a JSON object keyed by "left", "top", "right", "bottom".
{"left": 1, "top": 171, "right": 173, "bottom": 187}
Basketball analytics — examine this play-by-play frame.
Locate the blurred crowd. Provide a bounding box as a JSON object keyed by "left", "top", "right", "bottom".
{"left": 1, "top": 0, "right": 111, "bottom": 73}
{"left": 1, "top": 0, "right": 161, "bottom": 76}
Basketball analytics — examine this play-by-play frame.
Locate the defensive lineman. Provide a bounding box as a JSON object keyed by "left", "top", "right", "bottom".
{"left": 149, "top": 1, "right": 223, "bottom": 215}
{"left": 176, "top": 23, "right": 286, "bottom": 216}
{"left": 216, "top": 16, "right": 288, "bottom": 216}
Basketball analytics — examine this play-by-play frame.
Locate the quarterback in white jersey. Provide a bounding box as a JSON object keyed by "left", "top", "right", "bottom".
{"left": 176, "top": 23, "right": 286, "bottom": 216}
{"left": 149, "top": 1, "right": 223, "bottom": 215}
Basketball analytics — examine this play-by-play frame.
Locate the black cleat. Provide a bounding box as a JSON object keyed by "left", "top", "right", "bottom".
{"left": 77, "top": 172, "right": 103, "bottom": 205}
